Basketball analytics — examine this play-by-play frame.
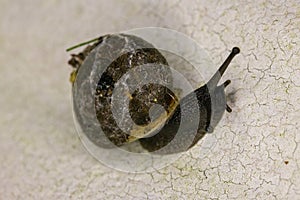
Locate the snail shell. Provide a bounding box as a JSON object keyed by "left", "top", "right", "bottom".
{"left": 68, "top": 33, "right": 240, "bottom": 155}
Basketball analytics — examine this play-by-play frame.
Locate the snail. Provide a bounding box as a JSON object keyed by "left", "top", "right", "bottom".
{"left": 68, "top": 33, "right": 240, "bottom": 155}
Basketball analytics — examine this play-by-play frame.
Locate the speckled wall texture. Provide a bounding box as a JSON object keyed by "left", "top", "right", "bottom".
{"left": 0, "top": 0, "right": 300, "bottom": 199}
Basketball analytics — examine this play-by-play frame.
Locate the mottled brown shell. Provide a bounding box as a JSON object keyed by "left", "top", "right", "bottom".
{"left": 70, "top": 34, "right": 178, "bottom": 148}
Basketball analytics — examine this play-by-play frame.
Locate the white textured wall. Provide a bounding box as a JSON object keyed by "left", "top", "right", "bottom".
{"left": 1, "top": 0, "right": 300, "bottom": 199}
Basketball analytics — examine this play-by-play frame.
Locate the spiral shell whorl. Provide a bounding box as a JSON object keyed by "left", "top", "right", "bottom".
{"left": 73, "top": 34, "right": 177, "bottom": 148}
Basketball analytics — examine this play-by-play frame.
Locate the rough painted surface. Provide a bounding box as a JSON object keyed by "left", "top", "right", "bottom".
{"left": 0, "top": 0, "right": 299, "bottom": 199}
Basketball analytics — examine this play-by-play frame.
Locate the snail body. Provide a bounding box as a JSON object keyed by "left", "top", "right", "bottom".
{"left": 68, "top": 33, "right": 240, "bottom": 155}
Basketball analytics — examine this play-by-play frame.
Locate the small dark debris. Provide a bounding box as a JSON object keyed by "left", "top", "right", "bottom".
{"left": 284, "top": 161, "right": 289, "bottom": 165}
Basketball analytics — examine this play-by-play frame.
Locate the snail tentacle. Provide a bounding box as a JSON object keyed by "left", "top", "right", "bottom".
{"left": 207, "top": 47, "right": 240, "bottom": 89}
{"left": 223, "top": 79, "right": 231, "bottom": 88}
{"left": 226, "top": 104, "right": 232, "bottom": 113}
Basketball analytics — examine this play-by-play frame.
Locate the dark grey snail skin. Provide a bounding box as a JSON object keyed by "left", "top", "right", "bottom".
{"left": 68, "top": 34, "right": 240, "bottom": 155}
{"left": 140, "top": 47, "right": 240, "bottom": 154}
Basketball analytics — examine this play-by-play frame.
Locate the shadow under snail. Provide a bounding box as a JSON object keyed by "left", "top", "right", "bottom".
{"left": 68, "top": 34, "right": 240, "bottom": 155}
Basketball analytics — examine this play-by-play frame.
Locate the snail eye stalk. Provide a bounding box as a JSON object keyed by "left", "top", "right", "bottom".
{"left": 207, "top": 47, "right": 240, "bottom": 88}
